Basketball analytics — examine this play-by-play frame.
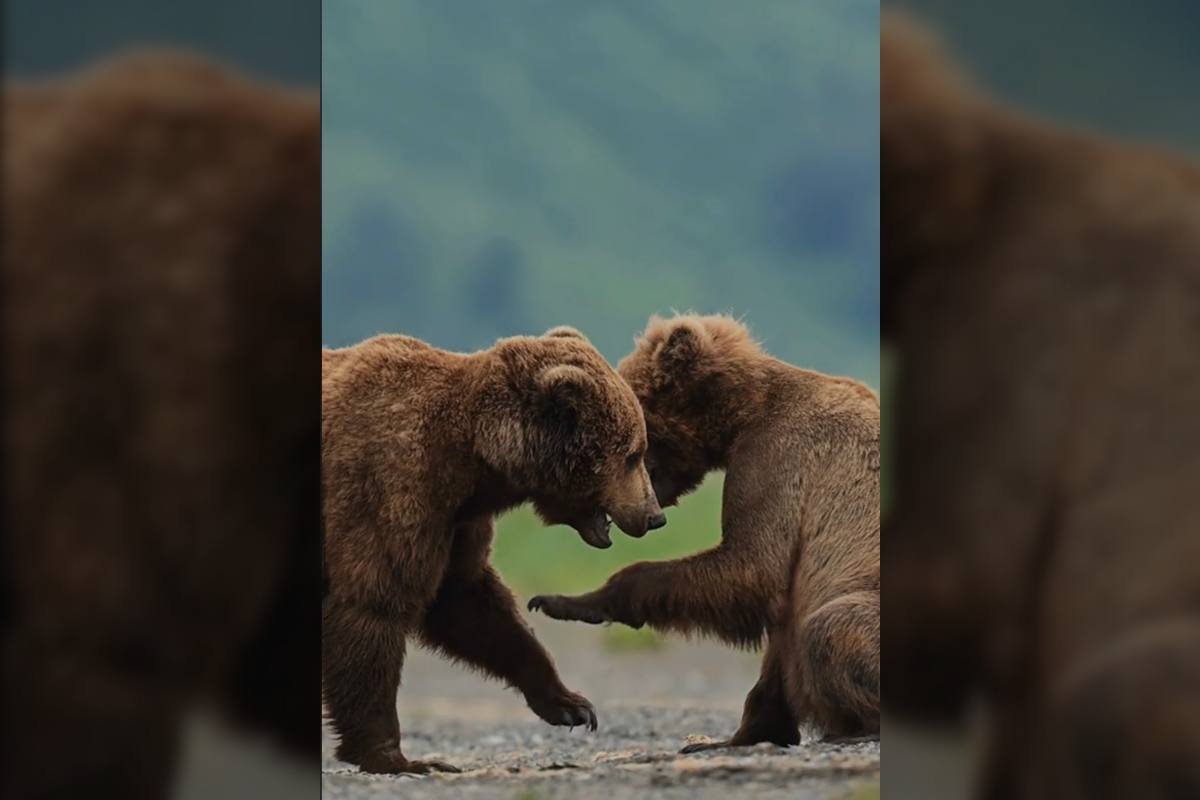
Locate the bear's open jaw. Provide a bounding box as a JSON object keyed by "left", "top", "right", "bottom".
{"left": 575, "top": 508, "right": 613, "bottom": 549}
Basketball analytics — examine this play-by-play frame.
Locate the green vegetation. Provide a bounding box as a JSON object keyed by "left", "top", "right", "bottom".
{"left": 493, "top": 475, "right": 723, "bottom": 597}
{"left": 600, "top": 625, "right": 667, "bottom": 653}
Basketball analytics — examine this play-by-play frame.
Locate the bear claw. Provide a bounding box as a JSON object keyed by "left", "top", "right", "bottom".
{"left": 527, "top": 688, "right": 598, "bottom": 732}
{"left": 527, "top": 594, "right": 610, "bottom": 625}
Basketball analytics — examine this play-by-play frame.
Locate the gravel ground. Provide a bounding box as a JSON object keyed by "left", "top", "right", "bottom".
{"left": 321, "top": 619, "right": 880, "bottom": 800}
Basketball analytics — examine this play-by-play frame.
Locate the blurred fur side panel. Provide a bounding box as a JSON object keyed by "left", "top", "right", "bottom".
{"left": 1, "top": 52, "right": 319, "bottom": 800}
{"left": 883, "top": 10, "right": 1200, "bottom": 800}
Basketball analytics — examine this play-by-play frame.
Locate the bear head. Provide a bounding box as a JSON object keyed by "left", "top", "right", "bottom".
{"left": 617, "top": 314, "right": 762, "bottom": 508}
{"left": 477, "top": 326, "right": 666, "bottom": 548}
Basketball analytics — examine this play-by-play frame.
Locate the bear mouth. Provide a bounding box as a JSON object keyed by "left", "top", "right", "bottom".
{"left": 575, "top": 508, "right": 613, "bottom": 549}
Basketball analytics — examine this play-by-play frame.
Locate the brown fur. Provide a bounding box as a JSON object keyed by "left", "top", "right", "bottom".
{"left": 529, "top": 315, "right": 880, "bottom": 746}
{"left": 321, "top": 327, "right": 662, "bottom": 774}
{"left": 883, "top": 12, "right": 1200, "bottom": 799}
{"left": 2, "top": 53, "right": 319, "bottom": 798}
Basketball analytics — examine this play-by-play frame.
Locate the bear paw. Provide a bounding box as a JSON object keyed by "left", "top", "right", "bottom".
{"left": 527, "top": 593, "right": 611, "bottom": 625}
{"left": 353, "top": 747, "right": 461, "bottom": 775}
{"left": 526, "top": 687, "right": 598, "bottom": 731}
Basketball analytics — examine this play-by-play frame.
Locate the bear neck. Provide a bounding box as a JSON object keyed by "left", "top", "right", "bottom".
{"left": 456, "top": 461, "right": 527, "bottom": 522}
{"left": 694, "top": 359, "right": 845, "bottom": 463}
{"left": 683, "top": 353, "right": 783, "bottom": 460}
{"left": 460, "top": 350, "right": 543, "bottom": 505}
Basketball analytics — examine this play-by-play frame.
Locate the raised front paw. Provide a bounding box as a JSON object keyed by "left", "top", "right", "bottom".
{"left": 526, "top": 686, "right": 598, "bottom": 731}
{"left": 354, "top": 747, "right": 462, "bottom": 775}
{"left": 527, "top": 593, "right": 611, "bottom": 625}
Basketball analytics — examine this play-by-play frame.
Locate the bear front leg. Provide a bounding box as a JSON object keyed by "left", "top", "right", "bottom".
{"left": 680, "top": 631, "right": 801, "bottom": 753}
{"left": 322, "top": 599, "right": 459, "bottom": 774}
{"left": 529, "top": 546, "right": 771, "bottom": 647}
{"left": 421, "top": 566, "right": 596, "bottom": 730}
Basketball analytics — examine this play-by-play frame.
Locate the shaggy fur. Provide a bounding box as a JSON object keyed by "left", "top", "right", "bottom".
{"left": 322, "top": 328, "right": 663, "bottom": 774}
{"left": 883, "top": 13, "right": 1200, "bottom": 799}
{"left": 530, "top": 315, "right": 880, "bottom": 747}
{"left": 2, "top": 53, "right": 319, "bottom": 798}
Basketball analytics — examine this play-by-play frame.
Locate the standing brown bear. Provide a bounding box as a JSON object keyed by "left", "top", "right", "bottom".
{"left": 530, "top": 314, "right": 880, "bottom": 748}
{"left": 322, "top": 326, "right": 666, "bottom": 774}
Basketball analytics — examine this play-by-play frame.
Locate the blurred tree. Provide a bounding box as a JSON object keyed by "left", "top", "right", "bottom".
{"left": 765, "top": 156, "right": 877, "bottom": 259}
{"left": 465, "top": 237, "right": 530, "bottom": 345}
{"left": 324, "top": 200, "right": 432, "bottom": 345}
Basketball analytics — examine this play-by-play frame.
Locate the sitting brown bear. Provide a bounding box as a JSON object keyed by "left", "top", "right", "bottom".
{"left": 883, "top": 12, "right": 1200, "bottom": 799}
{"left": 530, "top": 314, "right": 880, "bottom": 748}
{"left": 322, "top": 326, "right": 666, "bottom": 774}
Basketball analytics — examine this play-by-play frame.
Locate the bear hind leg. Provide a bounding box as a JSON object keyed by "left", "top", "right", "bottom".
{"left": 321, "top": 599, "right": 457, "bottom": 774}
{"left": 680, "top": 631, "right": 801, "bottom": 753}
{"left": 1030, "top": 622, "right": 1200, "bottom": 800}
{"left": 792, "top": 591, "right": 880, "bottom": 740}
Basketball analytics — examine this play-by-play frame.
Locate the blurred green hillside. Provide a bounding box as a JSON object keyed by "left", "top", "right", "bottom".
{"left": 323, "top": 0, "right": 879, "bottom": 381}
{"left": 324, "top": 1, "right": 879, "bottom": 598}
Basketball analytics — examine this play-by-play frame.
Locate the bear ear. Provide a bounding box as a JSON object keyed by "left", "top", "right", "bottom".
{"left": 544, "top": 325, "right": 586, "bottom": 340}
{"left": 653, "top": 318, "right": 711, "bottom": 376}
{"left": 535, "top": 364, "right": 593, "bottom": 416}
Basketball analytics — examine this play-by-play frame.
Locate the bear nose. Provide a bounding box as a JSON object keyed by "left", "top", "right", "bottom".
{"left": 647, "top": 512, "right": 668, "bottom": 531}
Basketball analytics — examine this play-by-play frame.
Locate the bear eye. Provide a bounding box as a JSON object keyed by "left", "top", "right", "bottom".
{"left": 625, "top": 450, "right": 642, "bottom": 471}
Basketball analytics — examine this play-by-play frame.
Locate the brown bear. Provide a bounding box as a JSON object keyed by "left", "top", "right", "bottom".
{"left": 2, "top": 53, "right": 319, "bottom": 799}
{"left": 529, "top": 314, "right": 880, "bottom": 748}
{"left": 883, "top": 12, "right": 1200, "bottom": 799}
{"left": 321, "top": 326, "right": 666, "bottom": 774}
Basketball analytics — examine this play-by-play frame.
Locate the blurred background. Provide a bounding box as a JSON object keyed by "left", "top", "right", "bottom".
{"left": 323, "top": 0, "right": 880, "bottom": 603}
{"left": 887, "top": 0, "right": 1200, "bottom": 154}
{"left": 2, "top": 0, "right": 318, "bottom": 83}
